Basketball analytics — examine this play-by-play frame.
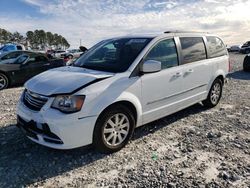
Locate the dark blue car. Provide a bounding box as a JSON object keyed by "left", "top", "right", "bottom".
{"left": 0, "top": 44, "right": 24, "bottom": 55}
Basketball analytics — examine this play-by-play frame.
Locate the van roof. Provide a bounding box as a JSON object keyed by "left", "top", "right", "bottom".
{"left": 118, "top": 31, "right": 217, "bottom": 40}
{"left": 163, "top": 30, "right": 209, "bottom": 34}
{"left": 107, "top": 30, "right": 220, "bottom": 40}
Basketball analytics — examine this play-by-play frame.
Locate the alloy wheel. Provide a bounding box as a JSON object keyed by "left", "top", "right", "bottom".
{"left": 103, "top": 113, "right": 130, "bottom": 146}
{"left": 210, "top": 82, "right": 221, "bottom": 105}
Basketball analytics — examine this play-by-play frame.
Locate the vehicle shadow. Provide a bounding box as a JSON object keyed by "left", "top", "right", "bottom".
{"left": 0, "top": 103, "right": 209, "bottom": 187}
{"left": 133, "top": 103, "right": 207, "bottom": 140}
{"left": 227, "top": 70, "right": 250, "bottom": 80}
{"left": 0, "top": 124, "right": 105, "bottom": 187}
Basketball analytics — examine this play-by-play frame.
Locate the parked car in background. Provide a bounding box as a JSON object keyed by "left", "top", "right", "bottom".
{"left": 45, "top": 49, "right": 55, "bottom": 59}
{"left": 16, "top": 31, "right": 229, "bottom": 153}
{"left": 61, "top": 49, "right": 83, "bottom": 59}
{"left": 243, "top": 54, "right": 250, "bottom": 72}
{"left": 0, "top": 43, "right": 25, "bottom": 55}
{"left": 0, "top": 51, "right": 65, "bottom": 90}
{"left": 52, "top": 50, "right": 66, "bottom": 58}
{"left": 240, "top": 41, "right": 250, "bottom": 54}
{"left": 228, "top": 45, "right": 241, "bottom": 52}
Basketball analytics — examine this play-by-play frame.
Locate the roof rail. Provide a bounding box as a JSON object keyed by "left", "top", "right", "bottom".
{"left": 164, "top": 30, "right": 208, "bottom": 34}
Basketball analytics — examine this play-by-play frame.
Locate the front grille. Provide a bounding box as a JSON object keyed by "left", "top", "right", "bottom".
{"left": 23, "top": 89, "right": 48, "bottom": 111}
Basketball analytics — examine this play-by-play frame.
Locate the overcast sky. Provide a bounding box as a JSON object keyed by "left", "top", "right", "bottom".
{"left": 0, "top": 0, "right": 250, "bottom": 48}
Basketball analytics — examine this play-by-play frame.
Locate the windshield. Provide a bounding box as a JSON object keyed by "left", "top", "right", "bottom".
{"left": 243, "top": 41, "right": 250, "bottom": 46}
{"left": 0, "top": 52, "right": 5, "bottom": 58}
{"left": 74, "top": 37, "right": 152, "bottom": 73}
{"left": 0, "top": 46, "right": 7, "bottom": 51}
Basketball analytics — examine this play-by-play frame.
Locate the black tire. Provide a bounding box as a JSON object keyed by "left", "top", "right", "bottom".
{"left": 0, "top": 73, "right": 9, "bottom": 90}
{"left": 202, "top": 78, "right": 223, "bottom": 108}
{"left": 245, "top": 49, "right": 250, "bottom": 54}
{"left": 243, "top": 55, "right": 250, "bottom": 72}
{"left": 93, "top": 104, "right": 135, "bottom": 154}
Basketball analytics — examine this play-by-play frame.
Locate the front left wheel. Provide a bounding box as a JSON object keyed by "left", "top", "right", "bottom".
{"left": 93, "top": 104, "right": 135, "bottom": 154}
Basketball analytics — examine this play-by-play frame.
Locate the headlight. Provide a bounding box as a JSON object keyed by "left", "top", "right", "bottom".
{"left": 51, "top": 95, "right": 85, "bottom": 113}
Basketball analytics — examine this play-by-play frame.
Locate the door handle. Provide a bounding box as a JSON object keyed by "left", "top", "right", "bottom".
{"left": 186, "top": 69, "right": 194, "bottom": 73}
{"left": 174, "top": 72, "right": 182, "bottom": 77}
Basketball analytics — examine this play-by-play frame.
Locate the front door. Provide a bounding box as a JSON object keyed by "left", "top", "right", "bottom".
{"left": 12, "top": 55, "right": 31, "bottom": 83}
{"left": 29, "top": 55, "right": 50, "bottom": 76}
{"left": 141, "top": 38, "right": 183, "bottom": 124}
{"left": 23, "top": 54, "right": 50, "bottom": 81}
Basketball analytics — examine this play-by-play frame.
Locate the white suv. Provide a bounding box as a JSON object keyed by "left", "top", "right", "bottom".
{"left": 16, "top": 31, "right": 229, "bottom": 153}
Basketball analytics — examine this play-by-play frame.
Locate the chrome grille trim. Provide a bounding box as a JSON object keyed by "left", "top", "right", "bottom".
{"left": 23, "top": 89, "right": 48, "bottom": 111}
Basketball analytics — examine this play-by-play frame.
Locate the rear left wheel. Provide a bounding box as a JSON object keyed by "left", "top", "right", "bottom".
{"left": 93, "top": 104, "right": 135, "bottom": 153}
{"left": 202, "top": 78, "right": 223, "bottom": 108}
{"left": 0, "top": 73, "right": 9, "bottom": 90}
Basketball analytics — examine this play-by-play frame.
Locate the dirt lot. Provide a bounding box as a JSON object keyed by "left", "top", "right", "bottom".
{"left": 0, "top": 53, "right": 249, "bottom": 188}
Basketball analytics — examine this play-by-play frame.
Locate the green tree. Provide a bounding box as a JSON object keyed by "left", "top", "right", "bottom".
{"left": 38, "top": 29, "right": 46, "bottom": 48}
{"left": 46, "top": 31, "right": 54, "bottom": 46}
{"left": 62, "top": 37, "right": 70, "bottom": 49}
{"left": 0, "top": 28, "right": 12, "bottom": 44}
{"left": 0, "top": 28, "right": 71, "bottom": 49}
{"left": 26, "top": 31, "right": 34, "bottom": 47}
{"left": 53, "top": 33, "right": 59, "bottom": 48}
{"left": 33, "top": 30, "right": 40, "bottom": 49}
{"left": 11, "top": 32, "right": 24, "bottom": 43}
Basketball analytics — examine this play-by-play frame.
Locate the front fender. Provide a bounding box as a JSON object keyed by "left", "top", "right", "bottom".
{"left": 80, "top": 76, "right": 143, "bottom": 127}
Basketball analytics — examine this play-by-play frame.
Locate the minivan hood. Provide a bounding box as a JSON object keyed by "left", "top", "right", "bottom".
{"left": 25, "top": 66, "right": 114, "bottom": 96}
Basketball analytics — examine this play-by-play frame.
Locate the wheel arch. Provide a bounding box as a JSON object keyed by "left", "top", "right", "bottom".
{"left": 97, "top": 100, "right": 139, "bottom": 127}
{"left": 216, "top": 75, "right": 224, "bottom": 85}
{"left": 209, "top": 70, "right": 226, "bottom": 89}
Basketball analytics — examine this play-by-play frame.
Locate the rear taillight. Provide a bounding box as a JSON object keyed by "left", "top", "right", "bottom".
{"left": 228, "top": 58, "right": 232, "bottom": 72}
{"left": 63, "top": 58, "right": 69, "bottom": 63}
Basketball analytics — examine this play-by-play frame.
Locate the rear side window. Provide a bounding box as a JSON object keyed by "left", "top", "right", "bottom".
{"left": 16, "top": 55, "right": 29, "bottom": 64}
{"left": 145, "top": 38, "right": 178, "bottom": 69}
{"left": 25, "top": 52, "right": 36, "bottom": 64}
{"left": 206, "top": 36, "right": 227, "bottom": 58}
{"left": 180, "top": 37, "right": 206, "bottom": 64}
{"left": 2, "top": 51, "right": 22, "bottom": 60}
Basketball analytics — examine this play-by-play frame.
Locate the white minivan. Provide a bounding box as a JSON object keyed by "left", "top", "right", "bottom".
{"left": 16, "top": 31, "right": 229, "bottom": 153}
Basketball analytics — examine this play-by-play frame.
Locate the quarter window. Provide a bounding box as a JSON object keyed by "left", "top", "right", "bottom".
{"left": 206, "top": 36, "right": 227, "bottom": 58}
{"left": 180, "top": 37, "right": 206, "bottom": 64}
{"left": 145, "top": 39, "right": 178, "bottom": 69}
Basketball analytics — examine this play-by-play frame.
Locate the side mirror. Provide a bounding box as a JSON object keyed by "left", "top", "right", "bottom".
{"left": 141, "top": 60, "right": 161, "bottom": 73}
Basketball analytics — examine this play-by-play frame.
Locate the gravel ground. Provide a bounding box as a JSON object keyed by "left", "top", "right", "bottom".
{"left": 0, "top": 53, "right": 249, "bottom": 188}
